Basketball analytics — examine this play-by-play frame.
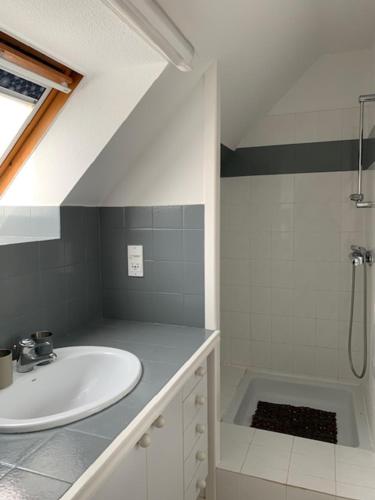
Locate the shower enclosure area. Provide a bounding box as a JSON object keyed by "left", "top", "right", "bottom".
{"left": 218, "top": 81, "right": 375, "bottom": 497}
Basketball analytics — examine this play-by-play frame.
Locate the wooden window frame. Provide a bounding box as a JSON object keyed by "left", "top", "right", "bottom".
{"left": 0, "top": 32, "right": 83, "bottom": 194}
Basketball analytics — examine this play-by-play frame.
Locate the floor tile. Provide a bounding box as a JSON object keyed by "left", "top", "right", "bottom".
{"left": 287, "top": 469, "right": 335, "bottom": 495}
{"left": 289, "top": 453, "right": 335, "bottom": 481}
{"left": 292, "top": 437, "right": 335, "bottom": 460}
{"left": 220, "top": 423, "right": 254, "bottom": 472}
{"left": 336, "top": 482, "right": 375, "bottom": 500}
{"left": 336, "top": 461, "right": 375, "bottom": 489}
{"left": 252, "top": 429, "right": 294, "bottom": 454}
{"left": 242, "top": 444, "right": 291, "bottom": 474}
{"left": 336, "top": 445, "right": 375, "bottom": 468}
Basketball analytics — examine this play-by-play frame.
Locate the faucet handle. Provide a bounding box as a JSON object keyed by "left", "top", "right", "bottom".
{"left": 19, "top": 338, "right": 35, "bottom": 348}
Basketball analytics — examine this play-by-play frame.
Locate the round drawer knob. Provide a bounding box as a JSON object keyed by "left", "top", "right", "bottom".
{"left": 153, "top": 415, "right": 166, "bottom": 428}
{"left": 195, "top": 395, "right": 205, "bottom": 406}
{"left": 197, "top": 479, "right": 206, "bottom": 490}
{"left": 196, "top": 450, "right": 206, "bottom": 462}
{"left": 138, "top": 433, "right": 151, "bottom": 448}
{"left": 195, "top": 366, "right": 205, "bottom": 377}
{"left": 196, "top": 423, "right": 206, "bottom": 434}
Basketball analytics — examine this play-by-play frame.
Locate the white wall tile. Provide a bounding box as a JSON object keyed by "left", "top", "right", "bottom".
{"left": 221, "top": 311, "right": 251, "bottom": 340}
{"left": 271, "top": 316, "right": 294, "bottom": 344}
{"left": 252, "top": 313, "right": 272, "bottom": 342}
{"left": 272, "top": 231, "right": 294, "bottom": 260}
{"left": 293, "top": 317, "right": 316, "bottom": 346}
{"left": 294, "top": 172, "right": 341, "bottom": 204}
{"left": 251, "top": 286, "right": 271, "bottom": 314}
{"left": 271, "top": 288, "right": 294, "bottom": 316}
{"left": 232, "top": 339, "right": 251, "bottom": 366}
{"left": 220, "top": 170, "right": 365, "bottom": 380}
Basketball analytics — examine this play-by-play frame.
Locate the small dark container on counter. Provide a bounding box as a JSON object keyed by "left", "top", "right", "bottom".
{"left": 0, "top": 349, "right": 13, "bottom": 389}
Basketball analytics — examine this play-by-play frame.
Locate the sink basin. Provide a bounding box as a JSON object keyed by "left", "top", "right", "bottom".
{"left": 0, "top": 346, "right": 142, "bottom": 433}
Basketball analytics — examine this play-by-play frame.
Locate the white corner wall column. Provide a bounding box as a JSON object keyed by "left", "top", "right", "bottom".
{"left": 203, "top": 62, "right": 220, "bottom": 333}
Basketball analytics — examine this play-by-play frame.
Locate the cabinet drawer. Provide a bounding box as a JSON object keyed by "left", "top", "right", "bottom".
{"left": 183, "top": 405, "right": 207, "bottom": 460}
{"left": 183, "top": 361, "right": 207, "bottom": 401}
{"left": 184, "top": 433, "right": 208, "bottom": 490}
{"left": 184, "top": 458, "right": 208, "bottom": 500}
{"left": 183, "top": 376, "right": 207, "bottom": 430}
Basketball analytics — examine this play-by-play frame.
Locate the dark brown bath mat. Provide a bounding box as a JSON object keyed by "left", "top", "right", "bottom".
{"left": 251, "top": 401, "right": 337, "bottom": 444}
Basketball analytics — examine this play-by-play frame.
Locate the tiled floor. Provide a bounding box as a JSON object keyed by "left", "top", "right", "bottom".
{"left": 219, "top": 366, "right": 375, "bottom": 499}
{"left": 220, "top": 423, "right": 375, "bottom": 499}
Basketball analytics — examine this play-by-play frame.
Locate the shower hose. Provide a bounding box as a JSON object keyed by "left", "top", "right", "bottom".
{"left": 348, "top": 261, "right": 367, "bottom": 379}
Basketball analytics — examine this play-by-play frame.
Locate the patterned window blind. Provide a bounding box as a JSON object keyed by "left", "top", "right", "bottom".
{"left": 0, "top": 69, "right": 46, "bottom": 101}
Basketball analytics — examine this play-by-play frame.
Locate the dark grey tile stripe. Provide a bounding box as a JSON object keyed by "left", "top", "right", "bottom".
{"left": 221, "top": 139, "right": 375, "bottom": 177}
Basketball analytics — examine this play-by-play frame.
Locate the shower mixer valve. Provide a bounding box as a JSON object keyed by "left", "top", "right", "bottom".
{"left": 349, "top": 245, "right": 373, "bottom": 266}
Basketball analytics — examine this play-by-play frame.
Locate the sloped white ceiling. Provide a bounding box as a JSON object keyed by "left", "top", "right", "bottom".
{"left": 159, "top": 0, "right": 375, "bottom": 148}
{"left": 0, "top": 0, "right": 166, "bottom": 205}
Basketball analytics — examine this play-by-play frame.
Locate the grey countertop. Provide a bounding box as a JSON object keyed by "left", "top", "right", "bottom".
{"left": 0, "top": 319, "right": 214, "bottom": 500}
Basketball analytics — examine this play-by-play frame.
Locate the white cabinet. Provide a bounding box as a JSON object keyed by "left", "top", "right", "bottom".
{"left": 85, "top": 359, "right": 209, "bottom": 500}
{"left": 147, "top": 392, "right": 183, "bottom": 500}
{"left": 89, "top": 441, "right": 147, "bottom": 500}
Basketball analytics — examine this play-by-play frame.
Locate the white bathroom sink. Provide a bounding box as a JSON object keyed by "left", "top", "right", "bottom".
{"left": 0, "top": 346, "right": 142, "bottom": 433}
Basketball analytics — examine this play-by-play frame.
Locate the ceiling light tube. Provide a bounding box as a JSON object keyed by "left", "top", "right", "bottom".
{"left": 102, "top": 0, "right": 194, "bottom": 71}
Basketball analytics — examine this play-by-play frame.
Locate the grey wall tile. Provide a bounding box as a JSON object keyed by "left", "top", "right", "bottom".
{"left": 38, "top": 239, "right": 65, "bottom": 270}
{"left": 183, "top": 261, "right": 204, "bottom": 294}
{"left": 0, "top": 468, "right": 70, "bottom": 499}
{"left": 99, "top": 207, "right": 124, "bottom": 228}
{"left": 153, "top": 293, "right": 184, "bottom": 325}
{"left": 125, "top": 207, "right": 152, "bottom": 228}
{"left": 124, "top": 260, "right": 154, "bottom": 292}
{"left": 183, "top": 205, "right": 204, "bottom": 229}
{"left": 153, "top": 230, "right": 183, "bottom": 261}
{"left": 0, "top": 207, "right": 103, "bottom": 350}
{"left": 122, "top": 291, "right": 155, "bottom": 322}
{"left": 125, "top": 229, "right": 153, "bottom": 259}
{"left": 100, "top": 205, "right": 205, "bottom": 328}
{"left": 183, "top": 294, "right": 204, "bottom": 327}
{"left": 153, "top": 261, "right": 183, "bottom": 293}
{"left": 40, "top": 267, "right": 67, "bottom": 306}
{"left": 183, "top": 230, "right": 204, "bottom": 262}
{"left": 153, "top": 206, "right": 182, "bottom": 229}
{"left": 100, "top": 226, "right": 125, "bottom": 259}
{"left": 0, "top": 242, "right": 38, "bottom": 279}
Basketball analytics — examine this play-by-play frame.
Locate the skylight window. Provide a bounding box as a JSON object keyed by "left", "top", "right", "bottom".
{"left": 0, "top": 32, "right": 83, "bottom": 194}
{"left": 0, "top": 70, "right": 47, "bottom": 161}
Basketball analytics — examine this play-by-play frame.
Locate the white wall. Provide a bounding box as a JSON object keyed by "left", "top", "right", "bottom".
{"left": 0, "top": 0, "right": 166, "bottom": 206}
{"left": 240, "top": 49, "right": 374, "bottom": 148}
{"left": 103, "top": 79, "right": 205, "bottom": 206}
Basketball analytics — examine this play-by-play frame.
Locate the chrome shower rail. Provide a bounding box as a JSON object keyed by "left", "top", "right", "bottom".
{"left": 350, "top": 93, "right": 375, "bottom": 208}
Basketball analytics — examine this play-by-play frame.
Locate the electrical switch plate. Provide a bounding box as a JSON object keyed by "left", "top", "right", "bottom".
{"left": 128, "top": 245, "right": 144, "bottom": 277}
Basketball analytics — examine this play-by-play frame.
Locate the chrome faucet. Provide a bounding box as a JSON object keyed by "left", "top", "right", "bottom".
{"left": 15, "top": 336, "right": 56, "bottom": 373}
